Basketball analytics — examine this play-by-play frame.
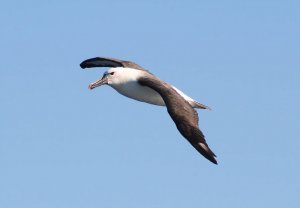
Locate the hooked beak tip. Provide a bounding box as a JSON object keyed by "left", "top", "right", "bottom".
{"left": 88, "top": 76, "right": 108, "bottom": 90}
{"left": 88, "top": 84, "right": 98, "bottom": 90}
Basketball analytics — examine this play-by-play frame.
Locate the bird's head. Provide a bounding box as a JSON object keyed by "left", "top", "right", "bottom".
{"left": 88, "top": 67, "right": 141, "bottom": 90}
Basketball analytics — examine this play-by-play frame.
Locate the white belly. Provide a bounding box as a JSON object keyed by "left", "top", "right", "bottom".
{"left": 110, "top": 80, "right": 207, "bottom": 109}
{"left": 111, "top": 81, "right": 166, "bottom": 106}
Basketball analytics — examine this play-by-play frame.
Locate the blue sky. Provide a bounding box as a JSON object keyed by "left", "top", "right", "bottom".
{"left": 1, "top": 0, "right": 299, "bottom": 207}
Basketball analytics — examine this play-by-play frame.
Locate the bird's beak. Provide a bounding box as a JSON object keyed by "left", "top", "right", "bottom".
{"left": 88, "top": 75, "right": 108, "bottom": 90}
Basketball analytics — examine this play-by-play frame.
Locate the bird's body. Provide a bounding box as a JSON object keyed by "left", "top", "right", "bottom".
{"left": 80, "top": 57, "right": 217, "bottom": 164}
{"left": 112, "top": 77, "right": 166, "bottom": 106}
{"left": 97, "top": 67, "right": 209, "bottom": 109}
{"left": 106, "top": 68, "right": 166, "bottom": 106}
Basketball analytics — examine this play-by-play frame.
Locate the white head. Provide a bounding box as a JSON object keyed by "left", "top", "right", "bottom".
{"left": 88, "top": 67, "right": 143, "bottom": 89}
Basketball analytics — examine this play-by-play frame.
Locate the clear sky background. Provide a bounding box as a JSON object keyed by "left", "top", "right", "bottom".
{"left": 0, "top": 0, "right": 299, "bottom": 207}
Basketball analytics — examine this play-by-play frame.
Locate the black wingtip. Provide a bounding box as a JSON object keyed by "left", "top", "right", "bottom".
{"left": 211, "top": 158, "right": 218, "bottom": 165}
{"left": 80, "top": 57, "right": 125, "bottom": 70}
{"left": 205, "top": 152, "right": 218, "bottom": 165}
{"left": 80, "top": 62, "right": 86, "bottom": 69}
{"left": 206, "top": 155, "right": 218, "bottom": 165}
{"left": 206, "top": 152, "right": 218, "bottom": 165}
{"left": 80, "top": 58, "right": 96, "bottom": 69}
{"left": 192, "top": 142, "right": 218, "bottom": 165}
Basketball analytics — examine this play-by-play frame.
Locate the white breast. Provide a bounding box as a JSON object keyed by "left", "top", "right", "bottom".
{"left": 111, "top": 81, "right": 166, "bottom": 106}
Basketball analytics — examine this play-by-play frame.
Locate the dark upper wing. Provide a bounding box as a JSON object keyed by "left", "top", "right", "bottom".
{"left": 80, "top": 57, "right": 146, "bottom": 71}
{"left": 138, "top": 75, "right": 217, "bottom": 164}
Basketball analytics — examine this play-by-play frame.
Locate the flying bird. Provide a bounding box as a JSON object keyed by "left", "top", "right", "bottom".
{"left": 80, "top": 57, "right": 217, "bottom": 164}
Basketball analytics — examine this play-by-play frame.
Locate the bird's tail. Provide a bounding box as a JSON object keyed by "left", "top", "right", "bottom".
{"left": 192, "top": 101, "right": 211, "bottom": 110}
{"left": 170, "top": 85, "right": 211, "bottom": 110}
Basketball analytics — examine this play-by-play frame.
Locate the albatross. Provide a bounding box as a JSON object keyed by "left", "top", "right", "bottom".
{"left": 80, "top": 57, "right": 217, "bottom": 164}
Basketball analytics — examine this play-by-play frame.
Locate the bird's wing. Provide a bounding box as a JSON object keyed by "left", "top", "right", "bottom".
{"left": 80, "top": 57, "right": 146, "bottom": 71}
{"left": 138, "top": 75, "right": 217, "bottom": 164}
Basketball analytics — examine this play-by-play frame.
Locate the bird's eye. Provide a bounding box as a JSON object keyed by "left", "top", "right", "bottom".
{"left": 110, "top": 72, "right": 115, "bottom": 75}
